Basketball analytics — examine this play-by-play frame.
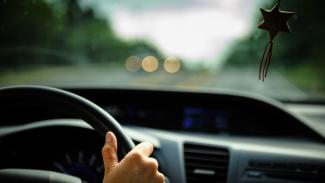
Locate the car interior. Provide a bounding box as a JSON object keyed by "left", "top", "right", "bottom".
{"left": 0, "top": 0, "right": 324, "bottom": 183}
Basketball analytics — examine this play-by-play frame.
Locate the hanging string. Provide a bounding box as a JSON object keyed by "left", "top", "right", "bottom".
{"left": 259, "top": 41, "right": 274, "bottom": 81}
{"left": 264, "top": 41, "right": 273, "bottom": 78}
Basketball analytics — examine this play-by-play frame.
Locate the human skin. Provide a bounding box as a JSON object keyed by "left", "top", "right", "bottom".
{"left": 102, "top": 131, "right": 165, "bottom": 183}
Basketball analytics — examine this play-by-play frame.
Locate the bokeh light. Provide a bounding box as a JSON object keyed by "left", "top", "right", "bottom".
{"left": 125, "top": 56, "right": 142, "bottom": 72}
{"left": 164, "top": 57, "right": 181, "bottom": 73}
{"left": 142, "top": 56, "right": 159, "bottom": 72}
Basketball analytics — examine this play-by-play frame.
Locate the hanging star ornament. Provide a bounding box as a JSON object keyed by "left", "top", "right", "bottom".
{"left": 258, "top": 0, "right": 295, "bottom": 81}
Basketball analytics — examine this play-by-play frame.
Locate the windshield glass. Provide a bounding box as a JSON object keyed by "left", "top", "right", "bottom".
{"left": 0, "top": 0, "right": 324, "bottom": 101}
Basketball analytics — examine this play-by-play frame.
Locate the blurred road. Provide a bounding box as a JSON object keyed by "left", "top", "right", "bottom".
{"left": 0, "top": 64, "right": 309, "bottom": 100}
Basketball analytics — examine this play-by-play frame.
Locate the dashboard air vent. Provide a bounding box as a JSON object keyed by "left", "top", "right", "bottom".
{"left": 184, "top": 143, "right": 229, "bottom": 183}
{"left": 248, "top": 160, "right": 325, "bottom": 182}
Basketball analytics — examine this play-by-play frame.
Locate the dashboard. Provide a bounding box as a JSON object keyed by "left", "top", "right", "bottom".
{"left": 0, "top": 88, "right": 325, "bottom": 183}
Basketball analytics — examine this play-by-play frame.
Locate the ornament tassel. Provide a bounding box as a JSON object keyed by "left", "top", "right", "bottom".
{"left": 264, "top": 41, "right": 273, "bottom": 78}
{"left": 259, "top": 41, "right": 273, "bottom": 81}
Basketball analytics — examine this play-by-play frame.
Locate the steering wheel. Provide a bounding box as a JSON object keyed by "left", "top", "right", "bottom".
{"left": 0, "top": 86, "right": 135, "bottom": 183}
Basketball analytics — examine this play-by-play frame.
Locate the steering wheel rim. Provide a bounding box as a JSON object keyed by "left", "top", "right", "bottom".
{"left": 0, "top": 85, "right": 172, "bottom": 183}
{"left": 0, "top": 85, "right": 135, "bottom": 157}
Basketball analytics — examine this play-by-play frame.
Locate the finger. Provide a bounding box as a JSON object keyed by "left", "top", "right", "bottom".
{"left": 132, "top": 141, "right": 154, "bottom": 157}
{"left": 143, "top": 157, "right": 159, "bottom": 173}
{"left": 102, "top": 131, "right": 118, "bottom": 173}
{"left": 153, "top": 172, "right": 165, "bottom": 183}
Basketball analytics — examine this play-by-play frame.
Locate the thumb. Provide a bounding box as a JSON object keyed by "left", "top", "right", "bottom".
{"left": 102, "top": 131, "right": 118, "bottom": 173}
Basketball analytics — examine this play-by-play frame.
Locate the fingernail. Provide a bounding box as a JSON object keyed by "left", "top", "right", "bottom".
{"left": 105, "top": 131, "right": 110, "bottom": 144}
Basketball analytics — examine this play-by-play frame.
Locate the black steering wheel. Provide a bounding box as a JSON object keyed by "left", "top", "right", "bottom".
{"left": 0, "top": 86, "right": 136, "bottom": 183}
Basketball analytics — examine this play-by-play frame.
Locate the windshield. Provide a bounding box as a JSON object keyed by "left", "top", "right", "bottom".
{"left": 0, "top": 0, "right": 324, "bottom": 101}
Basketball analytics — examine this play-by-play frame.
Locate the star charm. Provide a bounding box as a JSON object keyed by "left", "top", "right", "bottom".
{"left": 258, "top": 3, "right": 294, "bottom": 40}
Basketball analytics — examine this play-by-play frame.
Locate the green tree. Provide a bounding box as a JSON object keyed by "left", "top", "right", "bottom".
{"left": 0, "top": 0, "right": 163, "bottom": 70}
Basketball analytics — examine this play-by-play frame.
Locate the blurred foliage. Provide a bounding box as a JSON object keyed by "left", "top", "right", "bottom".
{"left": 224, "top": 0, "right": 325, "bottom": 95}
{"left": 0, "top": 0, "right": 163, "bottom": 70}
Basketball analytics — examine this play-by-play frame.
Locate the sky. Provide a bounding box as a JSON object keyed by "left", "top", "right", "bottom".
{"left": 80, "top": 0, "right": 267, "bottom": 69}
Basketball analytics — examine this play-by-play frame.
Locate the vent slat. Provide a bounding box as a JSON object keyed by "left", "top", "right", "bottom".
{"left": 184, "top": 144, "right": 229, "bottom": 183}
{"left": 186, "top": 163, "right": 228, "bottom": 171}
{"left": 187, "top": 176, "right": 227, "bottom": 183}
{"left": 185, "top": 152, "right": 228, "bottom": 160}
{"left": 186, "top": 171, "right": 227, "bottom": 177}
{"left": 185, "top": 155, "right": 229, "bottom": 163}
{"left": 184, "top": 149, "right": 229, "bottom": 156}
